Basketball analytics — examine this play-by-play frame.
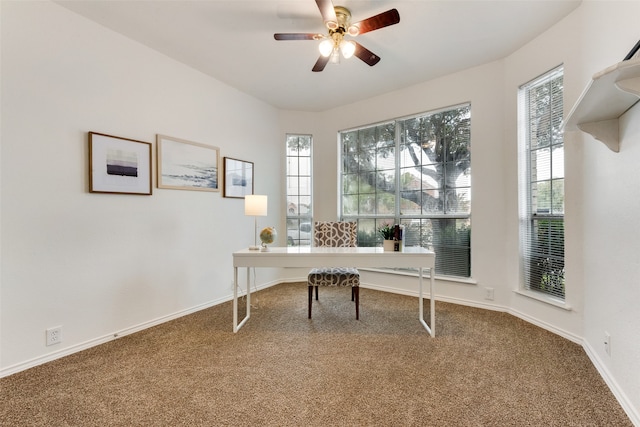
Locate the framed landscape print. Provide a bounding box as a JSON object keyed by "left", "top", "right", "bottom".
{"left": 223, "top": 157, "right": 254, "bottom": 198}
{"left": 89, "top": 132, "right": 152, "bottom": 195}
{"left": 157, "top": 135, "right": 220, "bottom": 192}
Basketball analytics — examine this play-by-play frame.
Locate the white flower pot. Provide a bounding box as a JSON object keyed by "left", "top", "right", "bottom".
{"left": 383, "top": 240, "right": 395, "bottom": 252}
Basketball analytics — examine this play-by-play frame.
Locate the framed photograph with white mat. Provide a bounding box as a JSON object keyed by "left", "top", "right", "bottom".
{"left": 89, "top": 132, "right": 152, "bottom": 195}
{"left": 223, "top": 157, "right": 253, "bottom": 198}
{"left": 157, "top": 135, "right": 220, "bottom": 192}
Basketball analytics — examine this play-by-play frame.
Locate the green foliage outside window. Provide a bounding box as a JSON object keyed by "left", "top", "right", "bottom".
{"left": 341, "top": 105, "right": 472, "bottom": 277}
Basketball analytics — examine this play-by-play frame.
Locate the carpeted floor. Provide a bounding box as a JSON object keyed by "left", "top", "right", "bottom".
{"left": 0, "top": 282, "right": 632, "bottom": 426}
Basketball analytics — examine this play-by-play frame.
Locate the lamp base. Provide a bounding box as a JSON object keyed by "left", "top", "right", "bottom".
{"left": 248, "top": 245, "right": 260, "bottom": 251}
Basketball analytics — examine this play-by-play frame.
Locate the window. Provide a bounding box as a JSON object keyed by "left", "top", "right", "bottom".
{"left": 518, "top": 66, "right": 565, "bottom": 300}
{"left": 286, "top": 134, "right": 312, "bottom": 246}
{"left": 340, "top": 104, "right": 471, "bottom": 277}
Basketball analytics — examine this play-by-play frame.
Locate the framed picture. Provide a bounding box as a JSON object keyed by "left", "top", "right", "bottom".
{"left": 89, "top": 132, "right": 152, "bottom": 195}
{"left": 157, "top": 135, "right": 219, "bottom": 192}
{"left": 223, "top": 157, "right": 254, "bottom": 198}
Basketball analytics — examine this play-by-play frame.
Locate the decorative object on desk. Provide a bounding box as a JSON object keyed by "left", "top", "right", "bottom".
{"left": 378, "top": 222, "right": 403, "bottom": 252}
{"left": 89, "top": 132, "right": 152, "bottom": 195}
{"left": 156, "top": 135, "right": 219, "bottom": 191}
{"left": 259, "top": 227, "right": 277, "bottom": 251}
{"left": 223, "top": 157, "right": 253, "bottom": 198}
{"left": 382, "top": 239, "right": 395, "bottom": 252}
{"left": 245, "top": 194, "right": 268, "bottom": 250}
{"left": 393, "top": 224, "right": 404, "bottom": 252}
{"left": 378, "top": 222, "right": 395, "bottom": 240}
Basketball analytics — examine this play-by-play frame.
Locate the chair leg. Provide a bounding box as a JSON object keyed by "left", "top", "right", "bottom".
{"left": 315, "top": 286, "right": 318, "bottom": 300}
{"left": 308, "top": 286, "right": 313, "bottom": 319}
{"left": 354, "top": 287, "right": 359, "bottom": 320}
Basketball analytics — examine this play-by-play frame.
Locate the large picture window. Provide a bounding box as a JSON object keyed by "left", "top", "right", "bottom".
{"left": 518, "top": 66, "right": 565, "bottom": 300}
{"left": 286, "top": 134, "right": 312, "bottom": 246}
{"left": 340, "top": 104, "right": 471, "bottom": 277}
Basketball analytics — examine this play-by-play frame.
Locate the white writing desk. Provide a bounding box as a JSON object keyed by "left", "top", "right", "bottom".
{"left": 233, "top": 246, "right": 436, "bottom": 336}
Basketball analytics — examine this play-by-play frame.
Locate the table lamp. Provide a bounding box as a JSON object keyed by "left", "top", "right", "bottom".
{"left": 245, "top": 195, "right": 268, "bottom": 250}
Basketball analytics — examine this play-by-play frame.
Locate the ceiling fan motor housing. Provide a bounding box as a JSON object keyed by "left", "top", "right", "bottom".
{"left": 332, "top": 6, "right": 360, "bottom": 36}
{"left": 273, "top": 0, "right": 399, "bottom": 71}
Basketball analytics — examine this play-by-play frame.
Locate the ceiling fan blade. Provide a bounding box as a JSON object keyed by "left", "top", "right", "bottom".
{"left": 352, "top": 8, "right": 400, "bottom": 35}
{"left": 353, "top": 42, "right": 381, "bottom": 67}
{"left": 315, "top": 0, "right": 338, "bottom": 29}
{"left": 274, "top": 33, "right": 324, "bottom": 41}
{"left": 312, "top": 55, "right": 330, "bottom": 72}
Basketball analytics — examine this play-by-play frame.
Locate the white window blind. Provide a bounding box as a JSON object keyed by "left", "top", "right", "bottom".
{"left": 518, "top": 66, "right": 565, "bottom": 300}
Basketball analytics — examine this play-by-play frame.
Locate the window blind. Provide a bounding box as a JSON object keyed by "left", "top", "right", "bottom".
{"left": 518, "top": 66, "right": 565, "bottom": 300}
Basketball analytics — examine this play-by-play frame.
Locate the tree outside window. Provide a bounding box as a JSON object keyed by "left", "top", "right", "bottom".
{"left": 340, "top": 104, "right": 471, "bottom": 277}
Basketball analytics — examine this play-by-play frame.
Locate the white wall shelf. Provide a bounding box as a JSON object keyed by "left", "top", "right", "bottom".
{"left": 564, "top": 57, "right": 640, "bottom": 152}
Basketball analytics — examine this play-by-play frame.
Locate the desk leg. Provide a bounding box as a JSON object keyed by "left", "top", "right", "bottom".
{"left": 419, "top": 267, "right": 436, "bottom": 337}
{"left": 233, "top": 266, "right": 252, "bottom": 333}
{"left": 430, "top": 267, "right": 435, "bottom": 337}
{"left": 245, "top": 267, "right": 251, "bottom": 320}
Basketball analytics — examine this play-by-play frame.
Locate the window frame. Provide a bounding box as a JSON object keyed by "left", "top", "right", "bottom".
{"left": 285, "top": 134, "right": 313, "bottom": 247}
{"left": 517, "top": 65, "right": 566, "bottom": 303}
{"left": 339, "top": 103, "right": 472, "bottom": 278}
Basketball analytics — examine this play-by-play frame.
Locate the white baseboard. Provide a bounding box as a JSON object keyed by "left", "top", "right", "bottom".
{"left": 3, "top": 278, "right": 638, "bottom": 426}
{"left": 506, "top": 307, "right": 582, "bottom": 344}
{"left": 361, "top": 281, "right": 582, "bottom": 342}
{"left": 360, "top": 281, "right": 638, "bottom": 424}
{"left": 1, "top": 280, "right": 283, "bottom": 379}
{"left": 583, "top": 341, "right": 640, "bottom": 426}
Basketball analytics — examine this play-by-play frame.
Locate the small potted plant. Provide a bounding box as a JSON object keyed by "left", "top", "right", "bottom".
{"left": 378, "top": 223, "right": 398, "bottom": 252}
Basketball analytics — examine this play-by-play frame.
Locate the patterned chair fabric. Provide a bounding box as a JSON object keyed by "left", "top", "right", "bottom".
{"left": 307, "top": 222, "right": 360, "bottom": 320}
{"left": 313, "top": 221, "right": 357, "bottom": 248}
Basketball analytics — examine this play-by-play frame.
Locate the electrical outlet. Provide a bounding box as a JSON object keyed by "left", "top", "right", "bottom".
{"left": 604, "top": 332, "right": 611, "bottom": 356}
{"left": 484, "top": 287, "right": 494, "bottom": 301}
{"left": 46, "top": 326, "right": 62, "bottom": 346}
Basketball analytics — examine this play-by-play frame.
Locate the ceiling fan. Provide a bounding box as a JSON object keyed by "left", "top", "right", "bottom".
{"left": 274, "top": 0, "right": 400, "bottom": 72}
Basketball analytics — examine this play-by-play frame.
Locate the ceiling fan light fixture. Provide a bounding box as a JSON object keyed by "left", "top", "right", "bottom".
{"left": 273, "top": 2, "right": 400, "bottom": 72}
{"left": 340, "top": 40, "right": 356, "bottom": 59}
{"left": 319, "top": 39, "right": 334, "bottom": 57}
{"left": 330, "top": 48, "right": 341, "bottom": 64}
{"left": 326, "top": 21, "right": 339, "bottom": 31}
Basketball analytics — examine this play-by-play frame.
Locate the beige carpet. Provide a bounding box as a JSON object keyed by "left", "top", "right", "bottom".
{"left": 1, "top": 282, "right": 632, "bottom": 426}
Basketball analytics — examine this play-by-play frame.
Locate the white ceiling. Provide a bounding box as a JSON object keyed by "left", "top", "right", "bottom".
{"left": 55, "top": 0, "right": 581, "bottom": 112}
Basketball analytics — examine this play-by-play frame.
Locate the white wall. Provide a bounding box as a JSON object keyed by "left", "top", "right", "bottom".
{"left": 2, "top": 0, "right": 639, "bottom": 423}
{"left": 279, "top": 1, "right": 640, "bottom": 422}
{"left": 279, "top": 60, "right": 511, "bottom": 309}
{"left": 1, "top": 1, "right": 281, "bottom": 373}
{"left": 502, "top": 0, "right": 585, "bottom": 340}
{"left": 506, "top": 2, "right": 640, "bottom": 421}
{"left": 586, "top": 99, "right": 640, "bottom": 426}
{"left": 578, "top": 1, "right": 640, "bottom": 418}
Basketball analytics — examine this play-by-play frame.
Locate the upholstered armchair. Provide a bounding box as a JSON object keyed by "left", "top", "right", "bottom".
{"left": 307, "top": 221, "right": 360, "bottom": 319}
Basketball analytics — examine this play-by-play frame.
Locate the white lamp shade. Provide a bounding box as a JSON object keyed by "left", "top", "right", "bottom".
{"left": 319, "top": 39, "right": 334, "bottom": 57}
{"left": 340, "top": 40, "right": 356, "bottom": 59}
{"left": 245, "top": 195, "right": 268, "bottom": 216}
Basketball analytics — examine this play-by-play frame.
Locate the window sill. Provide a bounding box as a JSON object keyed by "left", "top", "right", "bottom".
{"left": 513, "top": 289, "right": 571, "bottom": 310}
